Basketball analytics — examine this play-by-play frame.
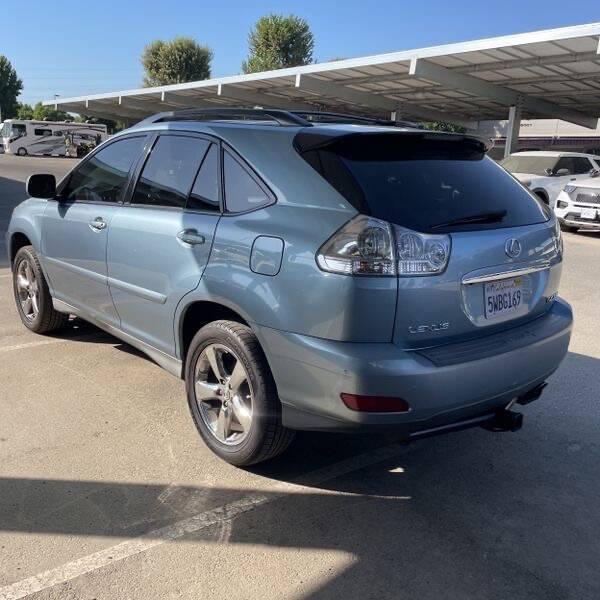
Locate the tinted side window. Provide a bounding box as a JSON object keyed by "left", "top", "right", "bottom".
{"left": 188, "top": 144, "right": 220, "bottom": 212}
{"left": 223, "top": 151, "right": 270, "bottom": 213}
{"left": 34, "top": 128, "right": 52, "bottom": 136}
{"left": 573, "top": 157, "right": 594, "bottom": 174}
{"left": 63, "top": 136, "right": 146, "bottom": 203}
{"left": 132, "top": 136, "right": 209, "bottom": 208}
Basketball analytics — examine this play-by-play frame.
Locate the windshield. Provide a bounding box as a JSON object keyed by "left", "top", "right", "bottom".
{"left": 297, "top": 133, "right": 548, "bottom": 233}
{"left": 499, "top": 155, "right": 559, "bottom": 176}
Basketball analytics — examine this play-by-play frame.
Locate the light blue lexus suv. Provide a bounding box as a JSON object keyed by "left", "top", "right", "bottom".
{"left": 7, "top": 109, "right": 573, "bottom": 466}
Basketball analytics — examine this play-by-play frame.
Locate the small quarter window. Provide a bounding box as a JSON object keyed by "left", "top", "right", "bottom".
{"left": 188, "top": 144, "right": 220, "bottom": 212}
{"left": 223, "top": 150, "right": 270, "bottom": 213}
{"left": 132, "top": 136, "right": 209, "bottom": 209}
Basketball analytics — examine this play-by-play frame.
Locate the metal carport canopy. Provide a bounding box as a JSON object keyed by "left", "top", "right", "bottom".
{"left": 45, "top": 22, "right": 600, "bottom": 131}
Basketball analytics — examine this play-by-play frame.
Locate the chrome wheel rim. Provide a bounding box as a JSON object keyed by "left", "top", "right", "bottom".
{"left": 194, "top": 343, "right": 253, "bottom": 446}
{"left": 16, "top": 259, "right": 39, "bottom": 321}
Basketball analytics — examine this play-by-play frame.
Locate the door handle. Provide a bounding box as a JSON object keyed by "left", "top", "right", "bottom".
{"left": 89, "top": 217, "right": 107, "bottom": 232}
{"left": 177, "top": 229, "right": 205, "bottom": 245}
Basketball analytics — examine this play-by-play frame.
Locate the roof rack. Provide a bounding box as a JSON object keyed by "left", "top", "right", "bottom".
{"left": 137, "top": 107, "right": 422, "bottom": 129}
{"left": 292, "top": 111, "right": 421, "bottom": 128}
{"left": 143, "top": 108, "right": 310, "bottom": 127}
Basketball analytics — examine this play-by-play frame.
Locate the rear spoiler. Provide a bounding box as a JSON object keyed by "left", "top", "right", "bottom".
{"left": 293, "top": 129, "right": 493, "bottom": 154}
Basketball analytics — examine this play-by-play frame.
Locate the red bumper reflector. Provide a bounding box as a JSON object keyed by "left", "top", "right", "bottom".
{"left": 340, "top": 393, "right": 410, "bottom": 413}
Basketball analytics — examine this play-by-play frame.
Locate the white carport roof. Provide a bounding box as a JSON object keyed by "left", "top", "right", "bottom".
{"left": 44, "top": 22, "right": 600, "bottom": 130}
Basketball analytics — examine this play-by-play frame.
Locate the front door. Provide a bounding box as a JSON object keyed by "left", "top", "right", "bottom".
{"left": 41, "top": 135, "right": 147, "bottom": 325}
{"left": 107, "top": 133, "right": 222, "bottom": 355}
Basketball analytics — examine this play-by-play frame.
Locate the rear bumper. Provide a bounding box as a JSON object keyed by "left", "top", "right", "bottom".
{"left": 255, "top": 298, "right": 572, "bottom": 433}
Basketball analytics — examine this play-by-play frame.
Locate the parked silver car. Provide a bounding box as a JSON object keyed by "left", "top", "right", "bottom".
{"left": 6, "top": 109, "right": 572, "bottom": 466}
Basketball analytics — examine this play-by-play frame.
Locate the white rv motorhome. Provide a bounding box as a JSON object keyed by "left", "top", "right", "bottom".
{"left": 1, "top": 120, "right": 108, "bottom": 157}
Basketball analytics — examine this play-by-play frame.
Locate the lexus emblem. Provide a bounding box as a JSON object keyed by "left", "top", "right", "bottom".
{"left": 505, "top": 238, "right": 522, "bottom": 258}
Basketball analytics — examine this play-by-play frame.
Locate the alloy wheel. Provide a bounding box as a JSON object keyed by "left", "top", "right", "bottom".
{"left": 194, "top": 343, "right": 253, "bottom": 445}
{"left": 16, "top": 259, "right": 39, "bottom": 321}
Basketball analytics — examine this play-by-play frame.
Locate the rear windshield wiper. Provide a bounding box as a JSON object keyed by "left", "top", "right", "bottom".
{"left": 430, "top": 210, "right": 507, "bottom": 230}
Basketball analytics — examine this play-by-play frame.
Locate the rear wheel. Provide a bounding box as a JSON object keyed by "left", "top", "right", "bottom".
{"left": 185, "top": 320, "right": 294, "bottom": 466}
{"left": 12, "top": 246, "right": 69, "bottom": 333}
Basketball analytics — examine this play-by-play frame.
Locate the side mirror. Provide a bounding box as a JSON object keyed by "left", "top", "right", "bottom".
{"left": 555, "top": 168, "right": 570, "bottom": 176}
{"left": 26, "top": 174, "right": 56, "bottom": 199}
{"left": 544, "top": 168, "right": 553, "bottom": 176}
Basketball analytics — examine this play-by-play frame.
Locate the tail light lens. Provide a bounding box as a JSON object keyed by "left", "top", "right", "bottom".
{"left": 316, "top": 215, "right": 396, "bottom": 276}
{"left": 317, "top": 215, "right": 451, "bottom": 277}
{"left": 395, "top": 225, "right": 451, "bottom": 276}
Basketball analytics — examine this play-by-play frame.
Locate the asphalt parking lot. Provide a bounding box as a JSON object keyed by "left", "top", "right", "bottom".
{"left": 0, "top": 154, "right": 599, "bottom": 600}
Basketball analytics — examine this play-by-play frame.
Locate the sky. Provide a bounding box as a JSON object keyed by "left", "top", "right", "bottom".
{"left": 4, "top": 0, "right": 600, "bottom": 106}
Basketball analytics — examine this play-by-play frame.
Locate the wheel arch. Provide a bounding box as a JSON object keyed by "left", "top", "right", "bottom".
{"left": 177, "top": 299, "right": 252, "bottom": 367}
{"left": 9, "top": 231, "right": 33, "bottom": 266}
{"left": 532, "top": 188, "right": 549, "bottom": 204}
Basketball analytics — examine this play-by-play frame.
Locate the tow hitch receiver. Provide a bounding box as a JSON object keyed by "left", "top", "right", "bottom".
{"left": 481, "top": 409, "right": 524, "bottom": 432}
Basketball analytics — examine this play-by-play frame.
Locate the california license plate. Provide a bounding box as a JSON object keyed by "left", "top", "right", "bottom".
{"left": 581, "top": 207, "right": 597, "bottom": 220}
{"left": 484, "top": 278, "right": 523, "bottom": 319}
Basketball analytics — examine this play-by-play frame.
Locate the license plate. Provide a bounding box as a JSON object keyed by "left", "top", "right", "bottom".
{"left": 484, "top": 278, "right": 523, "bottom": 319}
{"left": 581, "top": 207, "right": 597, "bottom": 220}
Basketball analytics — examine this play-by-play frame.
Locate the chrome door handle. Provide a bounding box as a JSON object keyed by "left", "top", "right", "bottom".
{"left": 177, "top": 229, "right": 205, "bottom": 245}
{"left": 89, "top": 217, "right": 107, "bottom": 231}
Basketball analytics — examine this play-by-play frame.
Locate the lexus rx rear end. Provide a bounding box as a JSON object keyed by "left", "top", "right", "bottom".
{"left": 7, "top": 110, "right": 572, "bottom": 466}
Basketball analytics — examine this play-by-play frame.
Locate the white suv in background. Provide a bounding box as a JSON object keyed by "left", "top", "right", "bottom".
{"left": 500, "top": 151, "right": 600, "bottom": 208}
{"left": 555, "top": 174, "right": 600, "bottom": 232}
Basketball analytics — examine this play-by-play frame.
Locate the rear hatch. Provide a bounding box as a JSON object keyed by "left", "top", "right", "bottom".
{"left": 296, "top": 129, "right": 562, "bottom": 348}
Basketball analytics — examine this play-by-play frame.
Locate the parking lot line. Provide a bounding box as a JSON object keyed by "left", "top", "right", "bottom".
{"left": 0, "top": 442, "right": 406, "bottom": 600}
{"left": 0, "top": 335, "right": 99, "bottom": 354}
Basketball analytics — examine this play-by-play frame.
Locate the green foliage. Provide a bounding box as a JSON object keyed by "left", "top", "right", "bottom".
{"left": 141, "top": 37, "right": 212, "bottom": 86}
{"left": 29, "top": 102, "right": 71, "bottom": 122}
{"left": 0, "top": 56, "right": 23, "bottom": 119}
{"left": 16, "top": 102, "right": 34, "bottom": 119}
{"left": 423, "top": 121, "right": 466, "bottom": 134}
{"left": 242, "top": 14, "right": 314, "bottom": 74}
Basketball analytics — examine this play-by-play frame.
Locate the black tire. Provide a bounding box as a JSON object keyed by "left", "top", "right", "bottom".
{"left": 185, "top": 320, "right": 294, "bottom": 466}
{"left": 12, "top": 245, "right": 69, "bottom": 334}
{"left": 534, "top": 191, "right": 549, "bottom": 205}
{"left": 16, "top": 147, "right": 27, "bottom": 157}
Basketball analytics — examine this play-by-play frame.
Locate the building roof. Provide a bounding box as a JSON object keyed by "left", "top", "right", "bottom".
{"left": 44, "top": 22, "right": 600, "bottom": 129}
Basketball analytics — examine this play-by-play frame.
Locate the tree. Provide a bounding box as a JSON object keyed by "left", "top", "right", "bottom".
{"left": 30, "top": 101, "right": 71, "bottom": 122}
{"left": 16, "top": 103, "right": 34, "bottom": 120}
{"left": 141, "top": 37, "right": 212, "bottom": 86}
{"left": 423, "top": 121, "right": 466, "bottom": 134}
{"left": 242, "top": 14, "right": 314, "bottom": 74}
{"left": 74, "top": 114, "right": 125, "bottom": 134}
{"left": 0, "top": 56, "right": 23, "bottom": 120}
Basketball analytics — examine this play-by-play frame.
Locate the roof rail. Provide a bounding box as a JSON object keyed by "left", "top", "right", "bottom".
{"left": 292, "top": 111, "right": 421, "bottom": 128}
{"left": 141, "top": 108, "right": 311, "bottom": 127}
{"left": 135, "top": 107, "right": 423, "bottom": 129}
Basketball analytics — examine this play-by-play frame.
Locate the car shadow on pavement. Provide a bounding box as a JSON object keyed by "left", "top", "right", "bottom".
{"left": 0, "top": 351, "right": 598, "bottom": 598}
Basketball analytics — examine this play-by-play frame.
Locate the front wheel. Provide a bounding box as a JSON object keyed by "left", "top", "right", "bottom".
{"left": 185, "top": 320, "right": 294, "bottom": 466}
{"left": 16, "top": 147, "right": 27, "bottom": 156}
{"left": 12, "top": 246, "right": 69, "bottom": 333}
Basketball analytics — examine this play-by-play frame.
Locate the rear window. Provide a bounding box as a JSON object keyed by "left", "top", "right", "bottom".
{"left": 297, "top": 133, "right": 548, "bottom": 233}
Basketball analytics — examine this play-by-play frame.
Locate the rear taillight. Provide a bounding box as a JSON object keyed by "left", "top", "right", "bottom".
{"left": 395, "top": 225, "right": 451, "bottom": 276}
{"left": 341, "top": 393, "right": 410, "bottom": 413}
{"left": 316, "top": 214, "right": 451, "bottom": 277}
{"left": 316, "top": 215, "right": 396, "bottom": 276}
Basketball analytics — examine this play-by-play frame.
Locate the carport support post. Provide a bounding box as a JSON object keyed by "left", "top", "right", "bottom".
{"left": 504, "top": 101, "right": 522, "bottom": 158}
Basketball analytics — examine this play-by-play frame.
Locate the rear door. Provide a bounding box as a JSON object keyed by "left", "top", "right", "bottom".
{"left": 106, "top": 132, "right": 221, "bottom": 355}
{"left": 42, "top": 134, "right": 148, "bottom": 325}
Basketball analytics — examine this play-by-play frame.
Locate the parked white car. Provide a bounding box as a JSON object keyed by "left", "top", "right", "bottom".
{"left": 500, "top": 151, "right": 600, "bottom": 208}
{"left": 554, "top": 175, "right": 600, "bottom": 232}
